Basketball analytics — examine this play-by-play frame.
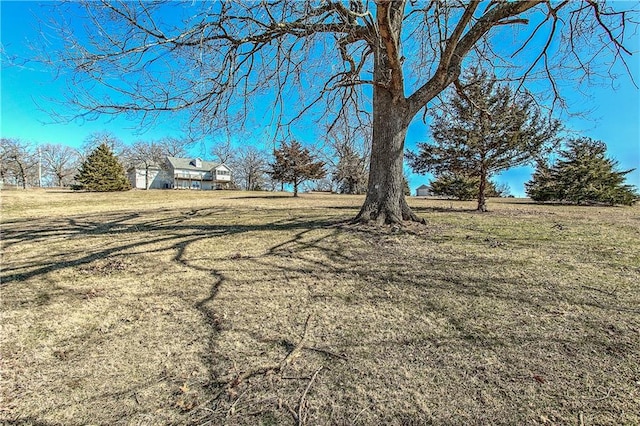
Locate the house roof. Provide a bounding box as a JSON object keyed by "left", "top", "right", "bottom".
{"left": 416, "top": 184, "right": 430, "bottom": 190}
{"left": 166, "top": 157, "right": 223, "bottom": 171}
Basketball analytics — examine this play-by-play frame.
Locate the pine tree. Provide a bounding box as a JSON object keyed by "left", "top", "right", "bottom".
{"left": 428, "top": 173, "right": 509, "bottom": 200}
{"left": 269, "top": 140, "right": 326, "bottom": 197}
{"left": 524, "top": 161, "right": 557, "bottom": 202}
{"left": 74, "top": 143, "right": 130, "bottom": 192}
{"left": 407, "top": 67, "right": 561, "bottom": 211}
{"left": 526, "top": 138, "right": 638, "bottom": 205}
{"left": 403, "top": 176, "right": 411, "bottom": 197}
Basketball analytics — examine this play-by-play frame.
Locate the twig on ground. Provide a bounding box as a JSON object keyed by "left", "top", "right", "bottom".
{"left": 226, "top": 381, "right": 252, "bottom": 419}
{"left": 298, "top": 367, "right": 323, "bottom": 426}
{"left": 285, "top": 401, "right": 299, "bottom": 423}
{"left": 304, "top": 346, "right": 348, "bottom": 360}
{"left": 581, "top": 387, "right": 613, "bottom": 401}
{"left": 281, "top": 314, "right": 313, "bottom": 370}
{"left": 195, "top": 315, "right": 320, "bottom": 423}
{"left": 352, "top": 405, "right": 372, "bottom": 424}
{"left": 582, "top": 285, "right": 618, "bottom": 297}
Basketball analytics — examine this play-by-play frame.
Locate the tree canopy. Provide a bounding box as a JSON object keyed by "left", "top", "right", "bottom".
{"left": 526, "top": 138, "right": 638, "bottom": 206}
{"left": 40, "top": 143, "right": 79, "bottom": 187}
{"left": 270, "top": 140, "right": 326, "bottom": 197}
{"left": 40, "top": 1, "right": 637, "bottom": 223}
{"left": 333, "top": 144, "right": 368, "bottom": 195}
{"left": 407, "top": 67, "right": 561, "bottom": 211}
{"left": 75, "top": 143, "right": 131, "bottom": 192}
{"left": 0, "top": 138, "right": 38, "bottom": 189}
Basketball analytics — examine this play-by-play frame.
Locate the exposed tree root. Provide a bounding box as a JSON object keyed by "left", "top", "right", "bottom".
{"left": 354, "top": 197, "right": 426, "bottom": 225}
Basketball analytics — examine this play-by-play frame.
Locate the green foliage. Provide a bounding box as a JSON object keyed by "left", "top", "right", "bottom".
{"left": 429, "top": 174, "right": 510, "bottom": 200}
{"left": 269, "top": 140, "right": 326, "bottom": 197}
{"left": 525, "top": 161, "right": 557, "bottom": 203}
{"left": 74, "top": 143, "right": 131, "bottom": 192}
{"left": 407, "top": 67, "right": 561, "bottom": 210}
{"left": 402, "top": 176, "right": 411, "bottom": 196}
{"left": 526, "top": 138, "right": 638, "bottom": 206}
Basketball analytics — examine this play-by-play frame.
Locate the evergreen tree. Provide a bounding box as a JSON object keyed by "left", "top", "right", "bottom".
{"left": 269, "top": 140, "right": 326, "bottom": 197}
{"left": 429, "top": 174, "right": 510, "bottom": 200}
{"left": 526, "top": 138, "right": 638, "bottom": 205}
{"left": 74, "top": 143, "right": 130, "bottom": 191}
{"left": 403, "top": 176, "right": 411, "bottom": 197}
{"left": 407, "top": 67, "right": 561, "bottom": 211}
{"left": 524, "top": 161, "right": 557, "bottom": 202}
{"left": 429, "top": 174, "right": 477, "bottom": 200}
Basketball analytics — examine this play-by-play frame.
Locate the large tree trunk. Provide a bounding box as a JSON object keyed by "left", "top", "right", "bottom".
{"left": 355, "top": 4, "right": 423, "bottom": 225}
{"left": 355, "top": 96, "right": 422, "bottom": 225}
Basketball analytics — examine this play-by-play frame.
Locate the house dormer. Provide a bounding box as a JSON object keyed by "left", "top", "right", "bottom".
{"left": 190, "top": 158, "right": 203, "bottom": 168}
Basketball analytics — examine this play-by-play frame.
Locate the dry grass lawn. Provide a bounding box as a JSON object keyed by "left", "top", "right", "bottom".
{"left": 1, "top": 189, "right": 639, "bottom": 425}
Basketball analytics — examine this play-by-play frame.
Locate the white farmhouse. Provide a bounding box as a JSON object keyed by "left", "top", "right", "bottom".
{"left": 166, "top": 157, "right": 231, "bottom": 190}
{"left": 127, "top": 157, "right": 232, "bottom": 190}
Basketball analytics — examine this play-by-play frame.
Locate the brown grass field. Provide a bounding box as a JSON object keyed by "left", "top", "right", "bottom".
{"left": 1, "top": 189, "right": 639, "bottom": 425}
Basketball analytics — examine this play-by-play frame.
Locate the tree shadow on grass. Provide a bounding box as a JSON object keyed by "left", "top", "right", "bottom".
{"left": 1, "top": 206, "right": 353, "bottom": 424}
{"left": 180, "top": 219, "right": 639, "bottom": 424}
{"left": 0, "top": 207, "right": 343, "bottom": 285}
{"left": 2, "top": 205, "right": 638, "bottom": 424}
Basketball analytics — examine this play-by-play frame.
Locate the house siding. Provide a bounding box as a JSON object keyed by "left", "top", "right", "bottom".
{"left": 128, "top": 167, "right": 172, "bottom": 189}
{"left": 168, "top": 159, "right": 232, "bottom": 190}
{"left": 416, "top": 185, "right": 431, "bottom": 197}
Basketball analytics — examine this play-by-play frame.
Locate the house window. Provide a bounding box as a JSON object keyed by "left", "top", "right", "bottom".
{"left": 191, "top": 181, "right": 201, "bottom": 190}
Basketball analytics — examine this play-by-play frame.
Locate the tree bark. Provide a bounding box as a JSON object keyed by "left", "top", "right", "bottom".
{"left": 355, "top": 88, "right": 425, "bottom": 224}
{"left": 355, "top": 93, "right": 421, "bottom": 224}
{"left": 477, "top": 167, "right": 487, "bottom": 212}
{"left": 355, "top": 1, "right": 423, "bottom": 225}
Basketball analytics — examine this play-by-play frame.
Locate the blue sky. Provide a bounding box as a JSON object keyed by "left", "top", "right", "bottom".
{"left": 1, "top": 1, "right": 639, "bottom": 196}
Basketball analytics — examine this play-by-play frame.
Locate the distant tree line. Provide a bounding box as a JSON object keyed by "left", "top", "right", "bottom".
{"left": 0, "top": 132, "right": 194, "bottom": 190}
{"left": 1, "top": 128, "right": 358, "bottom": 195}
{"left": 3, "top": 86, "right": 636, "bottom": 202}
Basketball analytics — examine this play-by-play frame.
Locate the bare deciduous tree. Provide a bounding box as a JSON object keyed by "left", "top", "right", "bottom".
{"left": 1, "top": 138, "right": 38, "bottom": 189}
{"left": 79, "top": 132, "right": 127, "bottom": 164}
{"left": 322, "top": 115, "right": 371, "bottom": 194}
{"left": 157, "top": 136, "right": 193, "bottom": 158}
{"left": 210, "top": 138, "right": 237, "bottom": 165}
{"left": 40, "top": 1, "right": 637, "bottom": 224}
{"left": 235, "top": 145, "right": 269, "bottom": 191}
{"left": 40, "top": 143, "right": 79, "bottom": 187}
